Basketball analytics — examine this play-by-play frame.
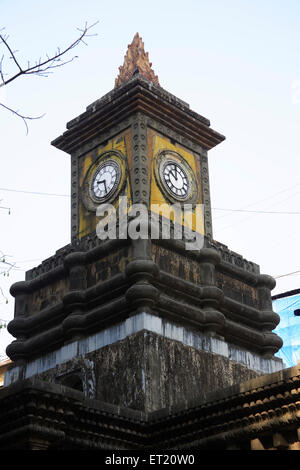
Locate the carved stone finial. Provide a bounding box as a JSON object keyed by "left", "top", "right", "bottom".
{"left": 114, "top": 33, "right": 159, "bottom": 88}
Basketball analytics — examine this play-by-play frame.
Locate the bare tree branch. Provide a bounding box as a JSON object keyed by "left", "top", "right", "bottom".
{"left": 0, "top": 101, "right": 45, "bottom": 134}
{"left": 0, "top": 21, "right": 98, "bottom": 131}
{"left": 0, "top": 21, "right": 98, "bottom": 86}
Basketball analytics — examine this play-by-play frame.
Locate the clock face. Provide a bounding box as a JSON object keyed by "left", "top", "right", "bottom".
{"left": 90, "top": 161, "right": 120, "bottom": 201}
{"left": 162, "top": 161, "right": 189, "bottom": 199}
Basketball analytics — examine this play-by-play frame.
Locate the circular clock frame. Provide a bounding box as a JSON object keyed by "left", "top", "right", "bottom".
{"left": 161, "top": 160, "right": 190, "bottom": 200}
{"left": 155, "top": 150, "right": 198, "bottom": 204}
{"left": 81, "top": 150, "right": 126, "bottom": 212}
{"left": 90, "top": 160, "right": 121, "bottom": 202}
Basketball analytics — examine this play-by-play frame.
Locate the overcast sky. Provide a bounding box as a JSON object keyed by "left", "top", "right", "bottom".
{"left": 0, "top": 0, "right": 299, "bottom": 356}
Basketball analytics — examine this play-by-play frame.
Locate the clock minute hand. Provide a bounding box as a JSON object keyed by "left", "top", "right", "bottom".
{"left": 170, "top": 169, "right": 178, "bottom": 181}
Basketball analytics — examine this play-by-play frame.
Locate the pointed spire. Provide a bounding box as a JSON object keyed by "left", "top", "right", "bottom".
{"left": 115, "top": 33, "right": 159, "bottom": 88}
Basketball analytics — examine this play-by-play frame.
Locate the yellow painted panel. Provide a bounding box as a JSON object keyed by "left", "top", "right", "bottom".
{"left": 150, "top": 134, "right": 204, "bottom": 235}
{"left": 78, "top": 133, "right": 132, "bottom": 239}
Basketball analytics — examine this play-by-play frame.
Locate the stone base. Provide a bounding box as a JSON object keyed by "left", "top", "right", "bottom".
{"left": 5, "top": 313, "right": 282, "bottom": 412}
{"left": 81, "top": 330, "right": 262, "bottom": 411}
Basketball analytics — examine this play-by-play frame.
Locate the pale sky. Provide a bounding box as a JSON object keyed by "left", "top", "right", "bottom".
{"left": 0, "top": 0, "right": 299, "bottom": 355}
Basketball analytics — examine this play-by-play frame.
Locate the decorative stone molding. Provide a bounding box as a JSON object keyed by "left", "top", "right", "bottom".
{"left": 115, "top": 33, "right": 159, "bottom": 88}
{"left": 131, "top": 113, "right": 149, "bottom": 205}
{"left": 1, "top": 363, "right": 299, "bottom": 449}
{"left": 51, "top": 76, "right": 224, "bottom": 155}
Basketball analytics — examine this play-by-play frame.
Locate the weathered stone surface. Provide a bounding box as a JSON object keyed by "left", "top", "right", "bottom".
{"left": 6, "top": 232, "right": 282, "bottom": 364}
{"left": 51, "top": 75, "right": 224, "bottom": 155}
{"left": 1, "top": 362, "right": 299, "bottom": 450}
{"left": 31, "top": 330, "right": 259, "bottom": 412}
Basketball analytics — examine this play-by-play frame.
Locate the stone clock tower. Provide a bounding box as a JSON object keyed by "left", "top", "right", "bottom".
{"left": 5, "top": 34, "right": 283, "bottom": 413}
{"left": 55, "top": 33, "right": 219, "bottom": 244}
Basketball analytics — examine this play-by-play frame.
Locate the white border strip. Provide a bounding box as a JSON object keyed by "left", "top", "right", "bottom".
{"left": 4, "top": 312, "right": 283, "bottom": 386}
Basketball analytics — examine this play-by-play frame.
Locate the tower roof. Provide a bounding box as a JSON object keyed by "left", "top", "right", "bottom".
{"left": 115, "top": 33, "right": 159, "bottom": 88}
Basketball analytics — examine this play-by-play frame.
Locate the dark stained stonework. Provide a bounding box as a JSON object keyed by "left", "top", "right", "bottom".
{"left": 29, "top": 331, "right": 259, "bottom": 413}
{"left": 0, "top": 364, "right": 300, "bottom": 450}
{"left": 6, "top": 234, "right": 282, "bottom": 364}
{"left": 4, "top": 227, "right": 282, "bottom": 424}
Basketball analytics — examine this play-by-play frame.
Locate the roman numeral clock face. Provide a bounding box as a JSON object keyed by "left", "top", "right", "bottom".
{"left": 81, "top": 151, "right": 125, "bottom": 214}
{"left": 163, "top": 162, "right": 189, "bottom": 199}
{"left": 155, "top": 151, "right": 198, "bottom": 204}
{"left": 90, "top": 161, "right": 121, "bottom": 202}
{"left": 158, "top": 156, "right": 194, "bottom": 202}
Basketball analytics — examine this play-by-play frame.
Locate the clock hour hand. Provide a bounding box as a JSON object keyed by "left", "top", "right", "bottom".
{"left": 97, "top": 179, "right": 107, "bottom": 193}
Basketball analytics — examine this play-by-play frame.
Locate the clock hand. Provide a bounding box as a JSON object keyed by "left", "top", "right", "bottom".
{"left": 102, "top": 180, "right": 107, "bottom": 193}
{"left": 170, "top": 170, "right": 178, "bottom": 181}
{"left": 98, "top": 180, "right": 107, "bottom": 193}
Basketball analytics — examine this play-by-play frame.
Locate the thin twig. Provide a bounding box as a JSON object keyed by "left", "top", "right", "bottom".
{"left": 0, "top": 102, "right": 44, "bottom": 134}
{"left": 0, "top": 32, "right": 22, "bottom": 72}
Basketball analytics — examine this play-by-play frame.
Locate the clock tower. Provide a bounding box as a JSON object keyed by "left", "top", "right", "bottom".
{"left": 6, "top": 34, "right": 283, "bottom": 413}
{"left": 53, "top": 33, "right": 220, "bottom": 245}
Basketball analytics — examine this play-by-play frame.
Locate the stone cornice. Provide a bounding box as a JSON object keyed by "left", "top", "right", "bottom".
{"left": 25, "top": 234, "right": 260, "bottom": 282}
{"left": 51, "top": 76, "right": 225, "bottom": 154}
